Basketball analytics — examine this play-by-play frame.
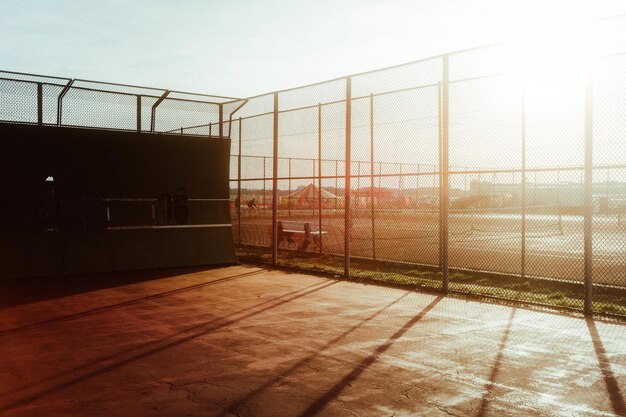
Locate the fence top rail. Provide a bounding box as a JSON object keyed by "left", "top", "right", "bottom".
{"left": 4, "top": 13, "right": 626, "bottom": 107}
{"left": 0, "top": 76, "right": 231, "bottom": 110}
{"left": 232, "top": 153, "right": 440, "bottom": 166}
{"left": 74, "top": 77, "right": 241, "bottom": 101}
{"left": 232, "top": 153, "right": 626, "bottom": 174}
{"left": 239, "top": 14, "right": 626, "bottom": 103}
{"left": 0, "top": 70, "right": 241, "bottom": 103}
{"left": 0, "top": 76, "right": 68, "bottom": 88}
{"left": 242, "top": 42, "right": 505, "bottom": 101}
{"left": 163, "top": 121, "right": 228, "bottom": 134}
{"left": 0, "top": 69, "right": 71, "bottom": 82}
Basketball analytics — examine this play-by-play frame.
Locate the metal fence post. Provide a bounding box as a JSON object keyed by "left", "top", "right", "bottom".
{"left": 521, "top": 85, "right": 527, "bottom": 279}
{"left": 136, "top": 95, "right": 142, "bottom": 133}
{"left": 219, "top": 103, "right": 224, "bottom": 138}
{"left": 57, "top": 79, "right": 74, "bottom": 127}
{"left": 36, "top": 83, "right": 43, "bottom": 126}
{"left": 399, "top": 163, "right": 404, "bottom": 208}
{"left": 263, "top": 156, "right": 267, "bottom": 215}
{"left": 357, "top": 161, "right": 361, "bottom": 198}
{"left": 344, "top": 77, "right": 352, "bottom": 278}
{"left": 415, "top": 165, "right": 420, "bottom": 212}
{"left": 318, "top": 103, "right": 323, "bottom": 254}
{"left": 238, "top": 117, "right": 242, "bottom": 244}
{"left": 441, "top": 56, "right": 450, "bottom": 293}
{"left": 583, "top": 65, "right": 594, "bottom": 315}
{"left": 334, "top": 160, "right": 338, "bottom": 211}
{"left": 312, "top": 154, "right": 316, "bottom": 216}
{"left": 150, "top": 90, "right": 169, "bottom": 133}
{"left": 370, "top": 93, "right": 376, "bottom": 261}
{"left": 272, "top": 92, "right": 279, "bottom": 265}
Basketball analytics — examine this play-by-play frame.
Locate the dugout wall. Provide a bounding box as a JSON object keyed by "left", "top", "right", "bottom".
{"left": 0, "top": 123, "right": 236, "bottom": 278}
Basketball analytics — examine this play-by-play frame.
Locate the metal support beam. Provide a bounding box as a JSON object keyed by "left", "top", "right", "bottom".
{"left": 312, "top": 159, "right": 315, "bottom": 216}
{"left": 318, "top": 103, "right": 323, "bottom": 254}
{"left": 441, "top": 56, "right": 450, "bottom": 293}
{"left": 57, "top": 79, "right": 74, "bottom": 127}
{"left": 370, "top": 93, "right": 376, "bottom": 261}
{"left": 136, "top": 95, "right": 142, "bottom": 133}
{"left": 219, "top": 103, "right": 224, "bottom": 138}
{"left": 226, "top": 99, "right": 249, "bottom": 140}
{"left": 583, "top": 66, "right": 594, "bottom": 316}
{"left": 238, "top": 117, "right": 242, "bottom": 244}
{"left": 344, "top": 77, "right": 352, "bottom": 278}
{"left": 438, "top": 83, "right": 443, "bottom": 270}
{"left": 37, "top": 83, "right": 43, "bottom": 126}
{"left": 335, "top": 160, "right": 338, "bottom": 211}
{"left": 272, "top": 92, "right": 279, "bottom": 265}
{"left": 150, "top": 90, "right": 170, "bottom": 133}
{"left": 521, "top": 85, "right": 527, "bottom": 279}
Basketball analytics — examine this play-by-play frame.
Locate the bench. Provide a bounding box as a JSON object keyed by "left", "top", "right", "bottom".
{"left": 278, "top": 221, "right": 327, "bottom": 250}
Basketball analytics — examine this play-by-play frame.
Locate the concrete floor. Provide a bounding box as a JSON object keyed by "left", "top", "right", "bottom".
{"left": 1, "top": 265, "right": 625, "bottom": 417}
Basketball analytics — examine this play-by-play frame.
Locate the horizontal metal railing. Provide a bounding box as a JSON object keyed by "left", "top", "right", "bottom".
{"left": 0, "top": 70, "right": 244, "bottom": 137}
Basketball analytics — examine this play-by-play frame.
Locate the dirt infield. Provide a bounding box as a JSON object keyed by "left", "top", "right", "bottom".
{"left": 233, "top": 209, "right": 626, "bottom": 286}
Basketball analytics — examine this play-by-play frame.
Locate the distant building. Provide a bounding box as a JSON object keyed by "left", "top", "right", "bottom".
{"left": 467, "top": 179, "right": 626, "bottom": 211}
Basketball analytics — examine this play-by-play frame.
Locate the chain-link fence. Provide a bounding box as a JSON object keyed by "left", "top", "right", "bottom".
{"left": 2, "top": 19, "right": 626, "bottom": 318}
{"left": 0, "top": 70, "right": 243, "bottom": 136}
{"left": 231, "top": 17, "right": 626, "bottom": 318}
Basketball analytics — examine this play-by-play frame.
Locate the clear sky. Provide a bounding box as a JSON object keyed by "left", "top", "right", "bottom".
{"left": 1, "top": 0, "right": 625, "bottom": 98}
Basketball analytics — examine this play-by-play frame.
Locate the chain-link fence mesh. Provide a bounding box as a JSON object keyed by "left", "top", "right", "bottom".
{"left": 0, "top": 70, "right": 239, "bottom": 136}
{"left": 230, "top": 98, "right": 276, "bottom": 263}
{"left": 593, "top": 49, "right": 626, "bottom": 314}
{"left": 2, "top": 19, "right": 626, "bottom": 318}
{"left": 231, "top": 17, "right": 626, "bottom": 318}
{"left": 0, "top": 78, "right": 39, "bottom": 124}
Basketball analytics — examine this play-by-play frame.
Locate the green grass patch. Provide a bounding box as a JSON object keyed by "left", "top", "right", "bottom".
{"left": 236, "top": 245, "right": 626, "bottom": 318}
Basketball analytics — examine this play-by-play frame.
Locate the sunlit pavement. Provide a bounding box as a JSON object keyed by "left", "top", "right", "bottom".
{"left": 0, "top": 264, "right": 625, "bottom": 417}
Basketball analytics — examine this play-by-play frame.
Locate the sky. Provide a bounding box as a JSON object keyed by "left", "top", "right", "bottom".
{"left": 1, "top": 0, "right": 625, "bottom": 98}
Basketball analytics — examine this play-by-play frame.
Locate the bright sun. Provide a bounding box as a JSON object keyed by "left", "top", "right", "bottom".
{"left": 498, "top": 19, "right": 603, "bottom": 113}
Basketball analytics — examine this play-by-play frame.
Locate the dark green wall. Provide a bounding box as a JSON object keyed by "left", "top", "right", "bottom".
{"left": 0, "top": 123, "right": 236, "bottom": 279}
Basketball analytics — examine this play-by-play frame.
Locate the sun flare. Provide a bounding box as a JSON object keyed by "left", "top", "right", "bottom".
{"left": 495, "top": 19, "right": 605, "bottom": 114}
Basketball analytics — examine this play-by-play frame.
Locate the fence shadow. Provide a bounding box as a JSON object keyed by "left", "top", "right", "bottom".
{"left": 0, "top": 279, "right": 338, "bottom": 413}
{"left": 221, "top": 291, "right": 414, "bottom": 416}
{"left": 585, "top": 317, "right": 626, "bottom": 417}
{"left": 296, "top": 295, "right": 443, "bottom": 417}
{"left": 476, "top": 307, "right": 516, "bottom": 417}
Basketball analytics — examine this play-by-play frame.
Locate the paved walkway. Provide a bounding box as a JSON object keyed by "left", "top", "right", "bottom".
{"left": 1, "top": 264, "right": 625, "bottom": 416}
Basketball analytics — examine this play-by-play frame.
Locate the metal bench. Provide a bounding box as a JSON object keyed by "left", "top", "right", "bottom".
{"left": 278, "top": 221, "right": 327, "bottom": 250}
